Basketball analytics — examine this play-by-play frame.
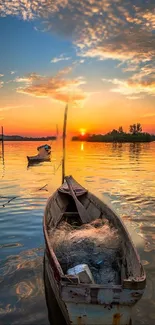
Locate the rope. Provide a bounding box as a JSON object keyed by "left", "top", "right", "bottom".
{"left": 53, "top": 159, "right": 62, "bottom": 174}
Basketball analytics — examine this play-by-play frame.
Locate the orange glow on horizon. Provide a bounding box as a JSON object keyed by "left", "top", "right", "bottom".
{"left": 79, "top": 128, "right": 86, "bottom": 136}
{"left": 1, "top": 93, "right": 155, "bottom": 136}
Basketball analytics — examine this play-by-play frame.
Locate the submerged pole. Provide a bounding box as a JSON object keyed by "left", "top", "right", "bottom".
{"left": 1, "top": 126, "right": 4, "bottom": 151}
{"left": 56, "top": 124, "right": 59, "bottom": 138}
{"left": 1, "top": 126, "right": 3, "bottom": 143}
{"left": 1, "top": 126, "right": 4, "bottom": 175}
{"left": 62, "top": 104, "right": 68, "bottom": 184}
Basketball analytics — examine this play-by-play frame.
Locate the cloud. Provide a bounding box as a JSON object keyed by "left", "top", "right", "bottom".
{"left": 126, "top": 96, "right": 143, "bottom": 100}
{"left": 15, "top": 68, "right": 72, "bottom": 85}
{"left": 78, "top": 27, "right": 154, "bottom": 65}
{"left": 0, "top": 1, "right": 154, "bottom": 58}
{"left": 142, "top": 113, "right": 155, "bottom": 119}
{"left": 51, "top": 54, "right": 71, "bottom": 63}
{"left": 6, "top": 80, "right": 14, "bottom": 84}
{"left": 130, "top": 65, "right": 155, "bottom": 82}
{"left": 102, "top": 78, "right": 155, "bottom": 97}
{"left": 0, "top": 105, "right": 33, "bottom": 112}
{"left": 0, "top": 0, "right": 154, "bottom": 97}
{"left": 56, "top": 66, "right": 73, "bottom": 76}
{"left": 0, "top": 81, "right": 4, "bottom": 88}
{"left": 10, "top": 71, "right": 16, "bottom": 75}
{"left": 16, "top": 68, "right": 88, "bottom": 106}
{"left": 0, "top": 74, "right": 4, "bottom": 77}
{"left": 15, "top": 73, "right": 44, "bottom": 84}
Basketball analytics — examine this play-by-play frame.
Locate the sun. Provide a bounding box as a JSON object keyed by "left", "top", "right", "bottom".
{"left": 79, "top": 128, "right": 86, "bottom": 136}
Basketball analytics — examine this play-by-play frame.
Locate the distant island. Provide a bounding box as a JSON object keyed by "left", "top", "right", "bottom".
{"left": 72, "top": 124, "right": 155, "bottom": 143}
{"left": 0, "top": 135, "right": 57, "bottom": 141}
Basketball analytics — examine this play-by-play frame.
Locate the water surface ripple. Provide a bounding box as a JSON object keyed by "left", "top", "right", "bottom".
{"left": 0, "top": 141, "right": 155, "bottom": 324}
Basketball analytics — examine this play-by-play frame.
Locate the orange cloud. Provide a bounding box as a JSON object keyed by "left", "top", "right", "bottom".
{"left": 0, "top": 105, "right": 32, "bottom": 112}
{"left": 142, "top": 113, "right": 155, "bottom": 119}
{"left": 15, "top": 73, "right": 44, "bottom": 84}
{"left": 16, "top": 69, "right": 88, "bottom": 106}
{"left": 0, "top": 0, "right": 154, "bottom": 98}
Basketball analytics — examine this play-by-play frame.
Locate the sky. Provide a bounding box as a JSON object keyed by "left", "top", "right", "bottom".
{"left": 0, "top": 0, "right": 154, "bottom": 136}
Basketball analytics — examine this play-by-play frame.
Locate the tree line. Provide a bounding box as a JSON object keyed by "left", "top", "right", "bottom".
{"left": 109, "top": 123, "right": 143, "bottom": 135}
{"left": 72, "top": 123, "right": 155, "bottom": 143}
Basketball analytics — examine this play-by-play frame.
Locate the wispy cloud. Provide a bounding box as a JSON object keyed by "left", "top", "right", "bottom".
{"left": 16, "top": 68, "right": 88, "bottom": 106}
{"left": 141, "top": 113, "right": 155, "bottom": 119}
{"left": 0, "top": 105, "right": 33, "bottom": 112}
{"left": 0, "top": 74, "right": 4, "bottom": 77}
{"left": 6, "top": 80, "right": 14, "bottom": 84}
{"left": 0, "top": 0, "right": 154, "bottom": 97}
{"left": 15, "top": 73, "right": 44, "bottom": 85}
{"left": 126, "top": 96, "right": 142, "bottom": 100}
{"left": 51, "top": 54, "right": 71, "bottom": 63}
{"left": 10, "top": 71, "right": 16, "bottom": 75}
{"left": 102, "top": 78, "right": 155, "bottom": 97}
{"left": 0, "top": 81, "right": 4, "bottom": 88}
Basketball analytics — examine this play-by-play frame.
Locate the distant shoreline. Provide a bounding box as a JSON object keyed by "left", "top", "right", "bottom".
{"left": 0, "top": 136, "right": 57, "bottom": 141}
{"left": 72, "top": 133, "right": 155, "bottom": 143}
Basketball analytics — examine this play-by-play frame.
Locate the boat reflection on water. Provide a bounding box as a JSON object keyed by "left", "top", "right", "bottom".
{"left": 27, "top": 159, "right": 51, "bottom": 169}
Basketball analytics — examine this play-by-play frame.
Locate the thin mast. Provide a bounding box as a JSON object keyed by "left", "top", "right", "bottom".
{"left": 1, "top": 126, "right": 4, "bottom": 144}
{"left": 62, "top": 104, "right": 68, "bottom": 184}
{"left": 1, "top": 126, "right": 4, "bottom": 153}
{"left": 56, "top": 124, "right": 59, "bottom": 138}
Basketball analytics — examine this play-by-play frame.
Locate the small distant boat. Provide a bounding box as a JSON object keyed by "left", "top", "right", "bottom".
{"left": 43, "top": 105, "right": 146, "bottom": 325}
{"left": 27, "top": 144, "right": 51, "bottom": 164}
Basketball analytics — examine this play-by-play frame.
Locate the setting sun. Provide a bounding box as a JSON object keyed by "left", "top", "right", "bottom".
{"left": 80, "top": 128, "right": 86, "bottom": 136}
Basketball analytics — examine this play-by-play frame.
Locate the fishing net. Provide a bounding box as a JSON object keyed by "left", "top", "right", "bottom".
{"left": 49, "top": 218, "right": 122, "bottom": 285}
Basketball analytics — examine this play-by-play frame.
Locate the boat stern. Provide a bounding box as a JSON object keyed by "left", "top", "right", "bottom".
{"left": 60, "top": 283, "right": 145, "bottom": 325}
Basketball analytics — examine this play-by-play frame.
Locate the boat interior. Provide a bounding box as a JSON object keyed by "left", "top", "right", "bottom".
{"left": 45, "top": 179, "right": 145, "bottom": 288}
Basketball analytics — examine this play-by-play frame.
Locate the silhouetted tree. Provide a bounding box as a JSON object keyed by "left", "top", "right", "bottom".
{"left": 130, "top": 123, "right": 142, "bottom": 134}
{"left": 130, "top": 124, "right": 136, "bottom": 134}
{"left": 118, "top": 126, "right": 124, "bottom": 133}
{"left": 137, "top": 123, "right": 142, "bottom": 133}
{"left": 111, "top": 129, "right": 118, "bottom": 134}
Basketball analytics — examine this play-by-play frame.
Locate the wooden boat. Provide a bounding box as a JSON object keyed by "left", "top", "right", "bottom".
{"left": 27, "top": 154, "right": 51, "bottom": 164}
{"left": 43, "top": 176, "right": 146, "bottom": 325}
{"left": 27, "top": 144, "right": 51, "bottom": 164}
{"left": 43, "top": 105, "right": 146, "bottom": 325}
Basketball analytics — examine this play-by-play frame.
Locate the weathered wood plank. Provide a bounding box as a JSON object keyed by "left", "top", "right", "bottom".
{"left": 87, "top": 202, "right": 101, "bottom": 221}
{"left": 61, "top": 286, "right": 91, "bottom": 303}
{"left": 56, "top": 191, "right": 69, "bottom": 210}
{"left": 80, "top": 196, "right": 90, "bottom": 209}
{"left": 65, "top": 176, "right": 92, "bottom": 223}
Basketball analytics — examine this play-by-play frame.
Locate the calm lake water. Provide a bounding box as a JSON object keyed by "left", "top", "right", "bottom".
{"left": 0, "top": 140, "right": 155, "bottom": 325}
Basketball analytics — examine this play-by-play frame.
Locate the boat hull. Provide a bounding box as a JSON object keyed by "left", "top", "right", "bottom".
{"left": 64, "top": 303, "right": 132, "bottom": 325}
{"left": 43, "top": 254, "right": 67, "bottom": 325}
{"left": 27, "top": 155, "right": 51, "bottom": 164}
{"left": 44, "top": 250, "right": 143, "bottom": 325}
{"left": 43, "top": 177, "right": 146, "bottom": 325}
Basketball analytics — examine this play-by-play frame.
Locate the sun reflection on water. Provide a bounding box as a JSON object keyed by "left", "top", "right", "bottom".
{"left": 0, "top": 141, "right": 155, "bottom": 324}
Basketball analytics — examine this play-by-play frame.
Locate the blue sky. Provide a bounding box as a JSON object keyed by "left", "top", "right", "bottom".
{"left": 0, "top": 16, "right": 74, "bottom": 75}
